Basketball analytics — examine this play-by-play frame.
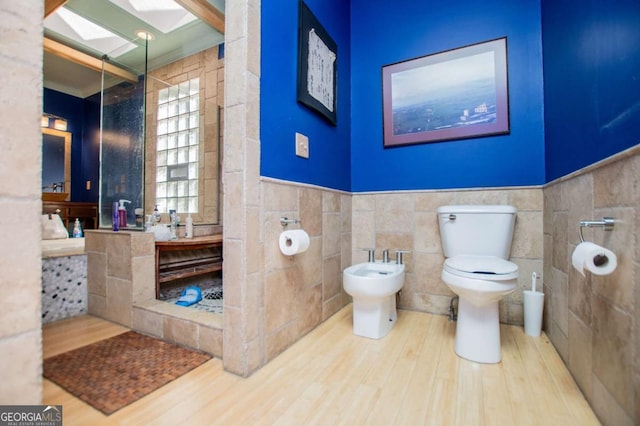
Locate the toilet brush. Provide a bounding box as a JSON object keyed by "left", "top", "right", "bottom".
{"left": 524, "top": 272, "right": 544, "bottom": 337}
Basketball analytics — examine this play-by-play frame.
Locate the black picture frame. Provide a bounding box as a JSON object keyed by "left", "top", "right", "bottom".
{"left": 297, "top": 1, "right": 338, "bottom": 126}
{"left": 382, "top": 37, "right": 510, "bottom": 147}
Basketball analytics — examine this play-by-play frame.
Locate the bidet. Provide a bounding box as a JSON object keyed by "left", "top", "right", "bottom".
{"left": 343, "top": 262, "right": 405, "bottom": 339}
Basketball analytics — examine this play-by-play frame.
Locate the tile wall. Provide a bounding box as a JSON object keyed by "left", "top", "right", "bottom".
{"left": 543, "top": 147, "right": 640, "bottom": 425}
{"left": 85, "top": 230, "right": 223, "bottom": 357}
{"left": 352, "top": 188, "right": 543, "bottom": 324}
{"left": 0, "top": 1, "right": 43, "bottom": 404}
{"left": 260, "top": 180, "right": 352, "bottom": 361}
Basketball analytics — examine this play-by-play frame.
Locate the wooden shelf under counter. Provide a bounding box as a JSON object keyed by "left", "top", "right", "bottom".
{"left": 155, "top": 234, "right": 223, "bottom": 299}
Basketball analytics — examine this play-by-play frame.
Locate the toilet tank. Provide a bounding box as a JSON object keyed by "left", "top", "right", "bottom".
{"left": 437, "top": 205, "right": 517, "bottom": 259}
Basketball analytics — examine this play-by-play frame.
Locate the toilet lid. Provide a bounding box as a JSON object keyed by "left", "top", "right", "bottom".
{"left": 444, "top": 255, "right": 518, "bottom": 280}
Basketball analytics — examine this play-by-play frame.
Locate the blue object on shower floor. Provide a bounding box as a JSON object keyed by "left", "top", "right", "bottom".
{"left": 175, "top": 286, "right": 202, "bottom": 307}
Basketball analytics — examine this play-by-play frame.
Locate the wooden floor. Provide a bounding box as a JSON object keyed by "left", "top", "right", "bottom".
{"left": 43, "top": 306, "right": 600, "bottom": 425}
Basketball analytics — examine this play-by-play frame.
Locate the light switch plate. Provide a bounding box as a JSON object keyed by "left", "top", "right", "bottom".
{"left": 295, "top": 132, "right": 309, "bottom": 158}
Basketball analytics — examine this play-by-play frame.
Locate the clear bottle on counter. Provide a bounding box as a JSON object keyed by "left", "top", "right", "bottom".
{"left": 72, "top": 218, "right": 83, "bottom": 238}
{"left": 169, "top": 209, "right": 177, "bottom": 240}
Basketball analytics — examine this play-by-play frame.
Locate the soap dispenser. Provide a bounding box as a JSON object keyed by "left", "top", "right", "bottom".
{"left": 72, "top": 218, "right": 83, "bottom": 238}
{"left": 118, "top": 199, "right": 131, "bottom": 228}
{"left": 153, "top": 204, "right": 161, "bottom": 224}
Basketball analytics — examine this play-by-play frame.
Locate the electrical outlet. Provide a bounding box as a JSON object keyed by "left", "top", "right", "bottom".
{"left": 295, "top": 132, "right": 309, "bottom": 158}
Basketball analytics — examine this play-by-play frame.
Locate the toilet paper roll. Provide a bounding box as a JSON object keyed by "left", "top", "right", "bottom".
{"left": 571, "top": 241, "right": 617, "bottom": 276}
{"left": 279, "top": 229, "right": 310, "bottom": 255}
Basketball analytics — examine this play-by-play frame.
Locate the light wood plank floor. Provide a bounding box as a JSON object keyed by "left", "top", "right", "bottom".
{"left": 43, "top": 306, "right": 601, "bottom": 425}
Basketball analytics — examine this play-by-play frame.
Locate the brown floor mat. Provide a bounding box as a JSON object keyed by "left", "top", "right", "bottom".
{"left": 43, "top": 331, "right": 212, "bottom": 415}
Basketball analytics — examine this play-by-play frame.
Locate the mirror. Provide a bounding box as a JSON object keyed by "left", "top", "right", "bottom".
{"left": 42, "top": 127, "right": 71, "bottom": 202}
{"left": 43, "top": 0, "right": 225, "bottom": 223}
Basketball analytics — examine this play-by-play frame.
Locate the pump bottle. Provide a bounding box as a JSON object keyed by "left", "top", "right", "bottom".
{"left": 118, "top": 199, "right": 131, "bottom": 228}
{"left": 73, "top": 218, "right": 83, "bottom": 238}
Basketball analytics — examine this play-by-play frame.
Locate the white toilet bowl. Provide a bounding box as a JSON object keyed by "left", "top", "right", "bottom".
{"left": 442, "top": 255, "right": 518, "bottom": 363}
{"left": 343, "top": 262, "right": 405, "bottom": 339}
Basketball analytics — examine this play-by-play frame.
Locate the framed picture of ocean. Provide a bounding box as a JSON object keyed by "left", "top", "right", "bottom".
{"left": 382, "top": 37, "right": 509, "bottom": 147}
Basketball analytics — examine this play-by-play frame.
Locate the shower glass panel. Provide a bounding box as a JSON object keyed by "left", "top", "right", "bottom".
{"left": 99, "top": 45, "right": 147, "bottom": 230}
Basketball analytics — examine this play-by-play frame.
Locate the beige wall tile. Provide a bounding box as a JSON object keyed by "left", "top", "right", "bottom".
{"left": 591, "top": 207, "right": 634, "bottom": 312}
{"left": 375, "top": 194, "right": 414, "bottom": 233}
{"left": 223, "top": 239, "right": 242, "bottom": 308}
{"left": 0, "top": 330, "right": 42, "bottom": 404}
{"left": 507, "top": 188, "right": 543, "bottom": 211}
{"left": 106, "top": 277, "right": 133, "bottom": 327}
{"left": 298, "top": 240, "right": 322, "bottom": 287}
{"left": 323, "top": 191, "right": 341, "bottom": 213}
{"left": 246, "top": 207, "right": 261, "bottom": 274}
{"left": 414, "top": 192, "right": 456, "bottom": 211}
{"left": 323, "top": 213, "right": 342, "bottom": 257}
{"left": 322, "top": 255, "right": 342, "bottom": 301}
{"left": 511, "top": 211, "right": 544, "bottom": 259}
{"left": 266, "top": 321, "right": 298, "bottom": 361}
{"left": 593, "top": 154, "right": 639, "bottom": 208}
{"left": 265, "top": 268, "right": 299, "bottom": 333}
{"left": 106, "top": 234, "right": 132, "bottom": 280}
{"left": 132, "top": 308, "right": 164, "bottom": 338}
{"left": 264, "top": 182, "right": 298, "bottom": 212}
{"left": 568, "top": 312, "right": 593, "bottom": 400}
{"left": 199, "top": 325, "right": 223, "bottom": 357}
{"left": 244, "top": 272, "right": 262, "bottom": 343}
{"left": 131, "top": 256, "right": 156, "bottom": 303}
{"left": 300, "top": 188, "right": 323, "bottom": 237}
{"left": 299, "top": 284, "right": 322, "bottom": 335}
{"left": 592, "top": 294, "right": 633, "bottom": 415}
{"left": 163, "top": 316, "right": 198, "bottom": 349}
{"left": 87, "top": 252, "right": 107, "bottom": 296}
{"left": 414, "top": 212, "right": 442, "bottom": 254}
{"left": 550, "top": 268, "right": 568, "bottom": 335}
{"left": 591, "top": 375, "right": 634, "bottom": 426}
{"left": 544, "top": 150, "right": 639, "bottom": 425}
{"left": 223, "top": 306, "right": 246, "bottom": 374}
{"left": 353, "top": 194, "right": 375, "bottom": 211}
{"left": 551, "top": 212, "right": 568, "bottom": 272}
{"left": 323, "top": 291, "right": 350, "bottom": 320}
{"left": 454, "top": 189, "right": 508, "bottom": 205}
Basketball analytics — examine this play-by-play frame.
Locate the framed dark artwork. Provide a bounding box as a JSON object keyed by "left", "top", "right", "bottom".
{"left": 297, "top": 1, "right": 337, "bottom": 126}
{"left": 382, "top": 37, "right": 509, "bottom": 147}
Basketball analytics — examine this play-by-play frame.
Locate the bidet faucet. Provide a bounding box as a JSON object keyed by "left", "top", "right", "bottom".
{"left": 395, "top": 250, "right": 410, "bottom": 265}
{"left": 382, "top": 249, "right": 389, "bottom": 263}
{"left": 362, "top": 248, "right": 375, "bottom": 262}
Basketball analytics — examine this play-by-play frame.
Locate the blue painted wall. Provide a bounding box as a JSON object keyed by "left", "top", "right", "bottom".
{"left": 260, "top": 0, "right": 351, "bottom": 191}
{"left": 542, "top": 0, "right": 640, "bottom": 181}
{"left": 350, "top": 0, "right": 545, "bottom": 192}
{"left": 43, "top": 88, "right": 100, "bottom": 202}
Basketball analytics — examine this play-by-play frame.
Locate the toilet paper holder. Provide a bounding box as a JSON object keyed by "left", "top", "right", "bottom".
{"left": 578, "top": 217, "right": 615, "bottom": 242}
{"left": 280, "top": 217, "right": 301, "bottom": 227}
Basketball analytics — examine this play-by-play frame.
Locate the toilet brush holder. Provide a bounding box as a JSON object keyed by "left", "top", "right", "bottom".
{"left": 523, "top": 290, "right": 544, "bottom": 337}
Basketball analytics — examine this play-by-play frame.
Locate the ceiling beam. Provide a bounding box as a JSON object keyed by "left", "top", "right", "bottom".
{"left": 44, "top": 0, "right": 67, "bottom": 18}
{"left": 43, "top": 37, "right": 138, "bottom": 84}
{"left": 176, "top": 0, "right": 225, "bottom": 34}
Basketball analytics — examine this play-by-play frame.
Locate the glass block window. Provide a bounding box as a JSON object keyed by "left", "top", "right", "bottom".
{"left": 156, "top": 78, "right": 199, "bottom": 213}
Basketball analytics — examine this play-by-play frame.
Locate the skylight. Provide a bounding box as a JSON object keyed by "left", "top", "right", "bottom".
{"left": 45, "top": 7, "right": 137, "bottom": 57}
{"left": 109, "top": 0, "right": 198, "bottom": 34}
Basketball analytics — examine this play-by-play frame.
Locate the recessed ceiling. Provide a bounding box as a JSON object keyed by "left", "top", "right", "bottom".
{"left": 43, "top": 0, "right": 224, "bottom": 98}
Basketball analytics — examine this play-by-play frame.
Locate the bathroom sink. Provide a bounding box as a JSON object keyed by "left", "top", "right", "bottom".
{"left": 343, "top": 262, "right": 405, "bottom": 296}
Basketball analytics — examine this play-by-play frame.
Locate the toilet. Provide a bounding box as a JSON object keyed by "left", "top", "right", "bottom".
{"left": 438, "top": 205, "right": 518, "bottom": 363}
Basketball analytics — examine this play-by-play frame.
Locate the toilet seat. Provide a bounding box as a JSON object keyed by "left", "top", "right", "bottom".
{"left": 444, "top": 255, "right": 518, "bottom": 281}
